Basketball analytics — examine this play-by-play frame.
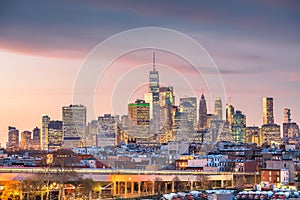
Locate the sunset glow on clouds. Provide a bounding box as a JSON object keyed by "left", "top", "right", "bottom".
{"left": 0, "top": 0, "right": 300, "bottom": 146}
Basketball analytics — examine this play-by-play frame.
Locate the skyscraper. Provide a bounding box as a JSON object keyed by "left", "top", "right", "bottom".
{"left": 246, "top": 126, "right": 260, "bottom": 144}
{"left": 62, "top": 104, "right": 86, "bottom": 148}
{"left": 232, "top": 110, "right": 246, "bottom": 143}
{"left": 263, "top": 97, "right": 274, "bottom": 124}
{"left": 20, "top": 131, "right": 32, "bottom": 150}
{"left": 284, "top": 108, "right": 291, "bottom": 123}
{"left": 41, "top": 114, "right": 50, "bottom": 151}
{"left": 198, "top": 94, "right": 207, "bottom": 130}
{"left": 226, "top": 104, "right": 235, "bottom": 126}
{"left": 180, "top": 97, "right": 197, "bottom": 130}
{"left": 7, "top": 126, "right": 19, "bottom": 151}
{"left": 214, "top": 97, "right": 223, "bottom": 121}
{"left": 261, "top": 98, "right": 281, "bottom": 144}
{"left": 260, "top": 124, "right": 281, "bottom": 145}
{"left": 48, "top": 120, "right": 63, "bottom": 151}
{"left": 283, "top": 108, "right": 299, "bottom": 139}
{"left": 32, "top": 127, "right": 40, "bottom": 150}
{"left": 97, "top": 114, "right": 117, "bottom": 147}
{"left": 128, "top": 99, "right": 150, "bottom": 140}
{"left": 159, "top": 86, "right": 175, "bottom": 131}
{"left": 149, "top": 52, "right": 160, "bottom": 134}
{"left": 128, "top": 99, "right": 150, "bottom": 127}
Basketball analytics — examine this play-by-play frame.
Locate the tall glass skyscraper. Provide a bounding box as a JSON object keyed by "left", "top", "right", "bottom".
{"left": 263, "top": 97, "right": 274, "bottom": 124}
{"left": 198, "top": 94, "right": 207, "bottom": 130}
{"left": 62, "top": 104, "right": 86, "bottom": 148}
{"left": 214, "top": 97, "right": 223, "bottom": 121}
{"left": 41, "top": 114, "right": 50, "bottom": 151}
{"left": 232, "top": 110, "right": 246, "bottom": 143}
{"left": 149, "top": 52, "right": 160, "bottom": 134}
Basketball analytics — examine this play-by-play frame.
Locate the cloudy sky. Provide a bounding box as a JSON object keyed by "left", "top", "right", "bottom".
{"left": 0, "top": 0, "right": 300, "bottom": 146}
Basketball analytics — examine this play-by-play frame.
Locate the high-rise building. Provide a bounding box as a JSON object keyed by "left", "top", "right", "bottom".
{"left": 214, "top": 97, "right": 223, "bottom": 121}
{"left": 149, "top": 52, "right": 160, "bottom": 134}
{"left": 7, "top": 126, "right": 19, "bottom": 151}
{"left": 283, "top": 123, "right": 299, "bottom": 139}
{"left": 159, "top": 86, "right": 175, "bottom": 107}
{"left": 84, "top": 120, "right": 98, "bottom": 147}
{"left": 260, "top": 124, "right": 281, "bottom": 145}
{"left": 283, "top": 108, "right": 299, "bottom": 139}
{"left": 263, "top": 97, "right": 274, "bottom": 124}
{"left": 128, "top": 99, "right": 151, "bottom": 140}
{"left": 32, "top": 127, "right": 40, "bottom": 150}
{"left": 41, "top": 114, "right": 50, "bottom": 151}
{"left": 20, "top": 131, "right": 32, "bottom": 150}
{"left": 62, "top": 104, "right": 86, "bottom": 148}
{"left": 232, "top": 110, "right": 246, "bottom": 143}
{"left": 172, "top": 106, "right": 190, "bottom": 141}
{"left": 198, "top": 94, "right": 207, "bottom": 130}
{"left": 159, "top": 86, "right": 175, "bottom": 131}
{"left": 48, "top": 120, "right": 63, "bottom": 151}
{"left": 284, "top": 108, "right": 291, "bottom": 123}
{"left": 179, "top": 97, "right": 197, "bottom": 130}
{"left": 97, "top": 114, "right": 117, "bottom": 147}
{"left": 226, "top": 104, "right": 235, "bottom": 126}
{"left": 246, "top": 126, "right": 260, "bottom": 145}
{"left": 128, "top": 99, "right": 150, "bottom": 127}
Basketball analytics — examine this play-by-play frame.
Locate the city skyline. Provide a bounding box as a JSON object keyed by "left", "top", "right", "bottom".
{"left": 1, "top": 1, "right": 300, "bottom": 146}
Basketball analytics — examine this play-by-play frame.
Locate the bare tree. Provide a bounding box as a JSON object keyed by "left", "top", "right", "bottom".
{"left": 196, "top": 175, "right": 212, "bottom": 190}
{"left": 78, "top": 178, "right": 96, "bottom": 200}
{"left": 22, "top": 176, "right": 46, "bottom": 200}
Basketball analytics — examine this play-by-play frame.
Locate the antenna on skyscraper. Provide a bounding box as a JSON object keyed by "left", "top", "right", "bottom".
{"left": 153, "top": 51, "right": 156, "bottom": 71}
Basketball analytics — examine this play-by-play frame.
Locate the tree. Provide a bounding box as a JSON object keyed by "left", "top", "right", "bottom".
{"left": 78, "top": 178, "right": 96, "bottom": 200}
{"left": 173, "top": 176, "right": 183, "bottom": 192}
{"left": 0, "top": 182, "right": 21, "bottom": 200}
{"left": 22, "top": 176, "right": 46, "bottom": 200}
{"left": 47, "top": 149, "right": 81, "bottom": 200}
{"left": 196, "top": 175, "right": 212, "bottom": 190}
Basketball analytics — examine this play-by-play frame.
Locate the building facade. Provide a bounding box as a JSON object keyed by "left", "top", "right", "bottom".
{"left": 41, "top": 114, "right": 50, "bottom": 151}
{"left": 232, "top": 110, "right": 246, "bottom": 143}
{"left": 263, "top": 97, "right": 274, "bottom": 125}
{"left": 48, "top": 120, "right": 63, "bottom": 151}
{"left": 20, "top": 131, "right": 32, "bottom": 150}
{"left": 214, "top": 97, "right": 223, "bottom": 121}
{"left": 62, "top": 104, "right": 87, "bottom": 149}
{"left": 198, "top": 94, "right": 207, "bottom": 130}
{"left": 7, "top": 126, "right": 19, "bottom": 151}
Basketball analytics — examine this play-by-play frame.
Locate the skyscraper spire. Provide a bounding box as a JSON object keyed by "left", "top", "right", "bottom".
{"left": 153, "top": 51, "right": 156, "bottom": 71}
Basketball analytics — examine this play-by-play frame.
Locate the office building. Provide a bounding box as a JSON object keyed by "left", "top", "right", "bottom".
{"left": 226, "top": 104, "right": 235, "bottom": 126}
{"left": 148, "top": 52, "right": 160, "bottom": 134}
{"left": 32, "top": 127, "right": 40, "bottom": 150}
{"left": 7, "top": 126, "right": 19, "bottom": 151}
{"left": 41, "top": 114, "right": 50, "bottom": 151}
{"left": 246, "top": 126, "right": 260, "bottom": 144}
{"left": 284, "top": 108, "right": 291, "bottom": 123}
{"left": 283, "top": 108, "right": 299, "bottom": 139}
{"left": 20, "top": 131, "right": 32, "bottom": 150}
{"left": 232, "top": 110, "right": 246, "bottom": 143}
{"left": 263, "top": 97, "right": 274, "bottom": 124}
{"left": 128, "top": 99, "right": 150, "bottom": 126}
{"left": 84, "top": 120, "right": 98, "bottom": 147}
{"left": 97, "top": 114, "right": 117, "bottom": 147}
{"left": 62, "top": 104, "right": 87, "bottom": 148}
{"left": 48, "top": 120, "right": 63, "bottom": 151}
{"left": 260, "top": 124, "right": 281, "bottom": 145}
{"left": 198, "top": 94, "right": 207, "bottom": 130}
{"left": 159, "top": 86, "right": 175, "bottom": 131}
{"left": 179, "top": 97, "right": 197, "bottom": 130}
{"left": 214, "top": 97, "right": 223, "bottom": 121}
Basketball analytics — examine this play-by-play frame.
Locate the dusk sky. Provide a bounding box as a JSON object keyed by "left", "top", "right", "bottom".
{"left": 1, "top": 0, "right": 300, "bottom": 146}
